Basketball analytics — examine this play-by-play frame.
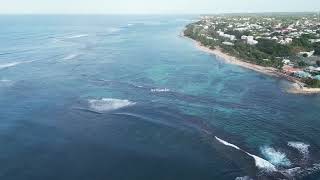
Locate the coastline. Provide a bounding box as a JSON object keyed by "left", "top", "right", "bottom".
{"left": 182, "top": 33, "right": 320, "bottom": 94}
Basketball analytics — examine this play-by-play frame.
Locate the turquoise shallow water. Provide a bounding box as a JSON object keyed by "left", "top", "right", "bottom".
{"left": 0, "top": 15, "right": 320, "bottom": 180}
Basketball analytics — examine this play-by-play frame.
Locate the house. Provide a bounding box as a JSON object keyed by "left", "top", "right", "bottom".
{"left": 309, "top": 39, "right": 320, "bottom": 43}
{"left": 294, "top": 71, "right": 312, "bottom": 78}
{"left": 314, "top": 75, "right": 320, "bottom": 80}
{"left": 247, "top": 39, "right": 258, "bottom": 45}
{"left": 282, "top": 59, "right": 291, "bottom": 65}
{"left": 217, "top": 31, "right": 236, "bottom": 41}
{"left": 279, "top": 38, "right": 293, "bottom": 44}
{"left": 241, "top": 35, "right": 248, "bottom": 40}
{"left": 241, "top": 35, "right": 258, "bottom": 45}
{"left": 299, "top": 50, "right": 315, "bottom": 57}
{"left": 304, "top": 66, "right": 320, "bottom": 73}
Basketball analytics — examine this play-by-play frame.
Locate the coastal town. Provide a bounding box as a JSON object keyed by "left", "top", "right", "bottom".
{"left": 184, "top": 13, "right": 320, "bottom": 91}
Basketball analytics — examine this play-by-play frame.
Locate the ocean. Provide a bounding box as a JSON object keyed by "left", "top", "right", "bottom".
{"left": 0, "top": 15, "right": 320, "bottom": 180}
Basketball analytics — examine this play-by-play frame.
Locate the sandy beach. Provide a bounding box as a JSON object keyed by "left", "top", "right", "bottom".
{"left": 183, "top": 33, "right": 320, "bottom": 94}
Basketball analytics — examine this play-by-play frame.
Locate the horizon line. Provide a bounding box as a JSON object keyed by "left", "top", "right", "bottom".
{"left": 0, "top": 11, "right": 319, "bottom": 16}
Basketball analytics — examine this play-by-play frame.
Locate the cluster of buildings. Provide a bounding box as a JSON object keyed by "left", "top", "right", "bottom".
{"left": 193, "top": 14, "right": 320, "bottom": 82}
{"left": 282, "top": 59, "right": 320, "bottom": 80}
{"left": 198, "top": 14, "right": 320, "bottom": 46}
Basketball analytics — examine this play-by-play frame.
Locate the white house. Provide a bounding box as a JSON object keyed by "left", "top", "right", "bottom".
{"left": 241, "top": 35, "right": 258, "bottom": 45}
{"left": 282, "top": 59, "right": 291, "bottom": 65}
{"left": 217, "top": 31, "right": 236, "bottom": 41}
{"left": 299, "top": 50, "right": 315, "bottom": 57}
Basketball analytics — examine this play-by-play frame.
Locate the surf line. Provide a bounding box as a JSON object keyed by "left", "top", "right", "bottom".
{"left": 214, "top": 136, "right": 277, "bottom": 172}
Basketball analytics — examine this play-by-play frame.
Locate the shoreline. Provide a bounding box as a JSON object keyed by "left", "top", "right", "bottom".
{"left": 182, "top": 33, "right": 320, "bottom": 94}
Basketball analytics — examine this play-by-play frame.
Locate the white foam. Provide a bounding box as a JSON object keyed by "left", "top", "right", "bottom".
{"left": 260, "top": 146, "right": 291, "bottom": 167}
{"left": 214, "top": 136, "right": 276, "bottom": 172}
{"left": 280, "top": 167, "right": 302, "bottom": 177}
{"left": 288, "top": 142, "right": 310, "bottom": 157}
{"left": 280, "top": 164, "right": 320, "bottom": 178}
{"left": 63, "top": 53, "right": 79, "bottom": 60}
{"left": 246, "top": 152, "right": 277, "bottom": 172}
{"left": 0, "top": 62, "right": 23, "bottom": 69}
{"left": 215, "top": 136, "right": 241, "bottom": 150}
{"left": 67, "top": 34, "right": 89, "bottom": 39}
{"left": 88, "top": 98, "right": 136, "bottom": 112}
{"left": 151, "top": 88, "right": 170, "bottom": 92}
{"left": 0, "top": 60, "right": 34, "bottom": 70}
{"left": 235, "top": 176, "right": 253, "bottom": 180}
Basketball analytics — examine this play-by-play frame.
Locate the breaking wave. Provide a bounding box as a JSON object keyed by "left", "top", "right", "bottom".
{"left": 88, "top": 98, "right": 136, "bottom": 112}
{"left": 288, "top": 142, "right": 310, "bottom": 158}
{"left": 215, "top": 136, "right": 241, "bottom": 150}
{"left": 235, "top": 176, "right": 254, "bottom": 180}
{"left": 214, "top": 136, "right": 276, "bottom": 172}
{"left": 245, "top": 153, "right": 277, "bottom": 172}
{"left": 260, "top": 146, "right": 291, "bottom": 167}
{"left": 215, "top": 137, "right": 320, "bottom": 179}
{"left": 280, "top": 163, "right": 320, "bottom": 179}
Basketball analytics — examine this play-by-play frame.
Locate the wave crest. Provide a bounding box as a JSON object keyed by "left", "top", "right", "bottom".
{"left": 214, "top": 136, "right": 276, "bottom": 172}
{"left": 288, "top": 142, "right": 310, "bottom": 157}
{"left": 88, "top": 98, "right": 136, "bottom": 112}
{"left": 215, "top": 136, "right": 241, "bottom": 150}
{"left": 235, "top": 176, "right": 254, "bottom": 180}
{"left": 246, "top": 153, "right": 277, "bottom": 172}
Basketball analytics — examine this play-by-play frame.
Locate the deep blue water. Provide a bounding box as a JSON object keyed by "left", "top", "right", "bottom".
{"left": 0, "top": 15, "right": 320, "bottom": 180}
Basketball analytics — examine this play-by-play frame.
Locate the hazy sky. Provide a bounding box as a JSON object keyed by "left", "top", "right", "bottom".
{"left": 1, "top": 0, "right": 320, "bottom": 14}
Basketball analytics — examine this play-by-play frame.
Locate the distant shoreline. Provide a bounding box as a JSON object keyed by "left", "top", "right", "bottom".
{"left": 181, "top": 32, "right": 320, "bottom": 94}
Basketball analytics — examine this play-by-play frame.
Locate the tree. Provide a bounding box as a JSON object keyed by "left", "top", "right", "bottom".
{"left": 257, "top": 39, "right": 292, "bottom": 57}
{"left": 313, "top": 42, "right": 320, "bottom": 56}
{"left": 298, "top": 61, "right": 307, "bottom": 67}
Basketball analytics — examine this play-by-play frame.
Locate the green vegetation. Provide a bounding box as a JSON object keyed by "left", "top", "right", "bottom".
{"left": 184, "top": 22, "right": 320, "bottom": 69}
{"left": 314, "top": 43, "right": 320, "bottom": 56}
{"left": 184, "top": 14, "right": 320, "bottom": 89}
{"left": 184, "top": 25, "right": 284, "bottom": 69}
{"left": 304, "top": 78, "right": 320, "bottom": 88}
{"left": 256, "top": 39, "right": 291, "bottom": 57}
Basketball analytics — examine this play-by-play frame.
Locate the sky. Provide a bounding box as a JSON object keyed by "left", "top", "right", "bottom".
{"left": 0, "top": 0, "right": 320, "bottom": 14}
